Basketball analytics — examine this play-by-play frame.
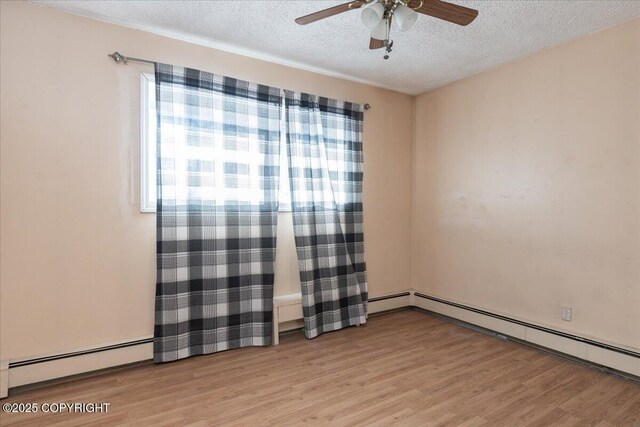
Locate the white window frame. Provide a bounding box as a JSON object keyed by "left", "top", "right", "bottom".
{"left": 139, "top": 73, "right": 291, "bottom": 213}
{"left": 140, "top": 73, "right": 156, "bottom": 212}
{"left": 277, "top": 92, "right": 292, "bottom": 211}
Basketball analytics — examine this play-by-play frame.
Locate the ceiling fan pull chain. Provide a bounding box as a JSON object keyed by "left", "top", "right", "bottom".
{"left": 383, "top": 17, "right": 393, "bottom": 59}
{"left": 384, "top": 40, "right": 393, "bottom": 60}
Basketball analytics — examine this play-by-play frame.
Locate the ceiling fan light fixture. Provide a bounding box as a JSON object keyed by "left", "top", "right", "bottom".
{"left": 394, "top": 4, "right": 418, "bottom": 32}
{"left": 360, "top": 2, "right": 385, "bottom": 30}
{"left": 370, "top": 17, "right": 388, "bottom": 40}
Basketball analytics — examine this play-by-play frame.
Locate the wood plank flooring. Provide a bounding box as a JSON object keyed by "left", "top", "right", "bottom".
{"left": 2, "top": 309, "right": 639, "bottom": 426}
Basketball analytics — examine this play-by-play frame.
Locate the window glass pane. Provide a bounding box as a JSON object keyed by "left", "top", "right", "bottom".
{"left": 142, "top": 74, "right": 291, "bottom": 212}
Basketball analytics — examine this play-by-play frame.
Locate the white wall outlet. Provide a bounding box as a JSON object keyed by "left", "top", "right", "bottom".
{"left": 561, "top": 306, "right": 572, "bottom": 322}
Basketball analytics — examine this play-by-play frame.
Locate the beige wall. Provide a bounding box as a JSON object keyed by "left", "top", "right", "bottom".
{"left": 413, "top": 19, "right": 640, "bottom": 350}
{"left": 0, "top": 1, "right": 414, "bottom": 362}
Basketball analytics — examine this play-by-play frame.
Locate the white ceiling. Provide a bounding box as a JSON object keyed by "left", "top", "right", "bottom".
{"left": 34, "top": 0, "right": 640, "bottom": 94}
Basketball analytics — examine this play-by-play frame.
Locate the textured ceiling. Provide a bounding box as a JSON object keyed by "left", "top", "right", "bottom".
{"left": 34, "top": 0, "right": 640, "bottom": 94}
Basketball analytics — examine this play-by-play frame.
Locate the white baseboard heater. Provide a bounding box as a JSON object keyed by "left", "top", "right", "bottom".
{"left": 2, "top": 290, "right": 638, "bottom": 398}
{"left": 0, "top": 291, "right": 411, "bottom": 397}
{"left": 272, "top": 291, "right": 411, "bottom": 344}
{"left": 411, "top": 292, "right": 640, "bottom": 380}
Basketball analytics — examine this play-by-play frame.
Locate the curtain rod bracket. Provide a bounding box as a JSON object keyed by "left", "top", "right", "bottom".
{"left": 107, "top": 51, "right": 155, "bottom": 66}
{"left": 108, "top": 51, "right": 127, "bottom": 64}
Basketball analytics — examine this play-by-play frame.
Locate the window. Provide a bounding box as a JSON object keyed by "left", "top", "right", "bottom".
{"left": 140, "top": 73, "right": 291, "bottom": 213}
{"left": 140, "top": 73, "right": 156, "bottom": 212}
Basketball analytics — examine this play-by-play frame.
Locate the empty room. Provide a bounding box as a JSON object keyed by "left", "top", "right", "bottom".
{"left": 1, "top": 0, "right": 639, "bottom": 425}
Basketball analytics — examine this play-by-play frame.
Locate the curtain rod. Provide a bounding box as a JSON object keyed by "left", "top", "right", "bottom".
{"left": 107, "top": 51, "right": 371, "bottom": 110}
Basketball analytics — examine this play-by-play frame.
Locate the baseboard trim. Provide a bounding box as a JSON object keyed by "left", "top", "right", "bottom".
{"left": 413, "top": 292, "right": 640, "bottom": 377}
{"left": 5, "top": 291, "right": 414, "bottom": 393}
{"left": 9, "top": 338, "right": 154, "bottom": 369}
{"left": 5, "top": 289, "right": 638, "bottom": 396}
{"left": 7, "top": 339, "right": 153, "bottom": 391}
{"left": 413, "top": 292, "right": 639, "bottom": 358}
{"left": 368, "top": 291, "right": 411, "bottom": 313}
{"left": 368, "top": 291, "right": 411, "bottom": 302}
{"left": 416, "top": 307, "right": 640, "bottom": 384}
{"left": 0, "top": 360, "right": 8, "bottom": 398}
{"left": 9, "top": 360, "right": 153, "bottom": 395}
{"left": 271, "top": 291, "right": 411, "bottom": 345}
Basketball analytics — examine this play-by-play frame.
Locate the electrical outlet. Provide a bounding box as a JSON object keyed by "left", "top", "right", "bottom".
{"left": 561, "top": 306, "right": 572, "bottom": 322}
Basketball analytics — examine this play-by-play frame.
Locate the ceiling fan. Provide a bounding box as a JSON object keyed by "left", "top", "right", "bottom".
{"left": 295, "top": 0, "right": 478, "bottom": 59}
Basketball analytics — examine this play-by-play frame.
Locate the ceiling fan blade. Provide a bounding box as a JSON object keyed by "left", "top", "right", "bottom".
{"left": 295, "top": 0, "right": 367, "bottom": 25}
{"left": 369, "top": 38, "right": 385, "bottom": 49}
{"left": 409, "top": 0, "right": 478, "bottom": 26}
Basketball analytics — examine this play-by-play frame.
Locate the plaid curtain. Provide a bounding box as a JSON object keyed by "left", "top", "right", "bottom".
{"left": 284, "top": 91, "right": 368, "bottom": 339}
{"left": 154, "top": 63, "right": 282, "bottom": 363}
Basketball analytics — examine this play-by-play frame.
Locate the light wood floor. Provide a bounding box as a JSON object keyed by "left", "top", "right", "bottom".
{"left": 2, "top": 309, "right": 639, "bottom": 426}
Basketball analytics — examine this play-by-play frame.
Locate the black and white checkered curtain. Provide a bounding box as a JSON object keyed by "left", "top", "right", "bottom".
{"left": 285, "top": 91, "right": 368, "bottom": 339}
{"left": 154, "top": 63, "right": 282, "bottom": 362}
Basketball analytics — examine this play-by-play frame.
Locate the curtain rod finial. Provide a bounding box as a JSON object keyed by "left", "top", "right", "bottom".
{"left": 363, "top": 103, "right": 371, "bottom": 111}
